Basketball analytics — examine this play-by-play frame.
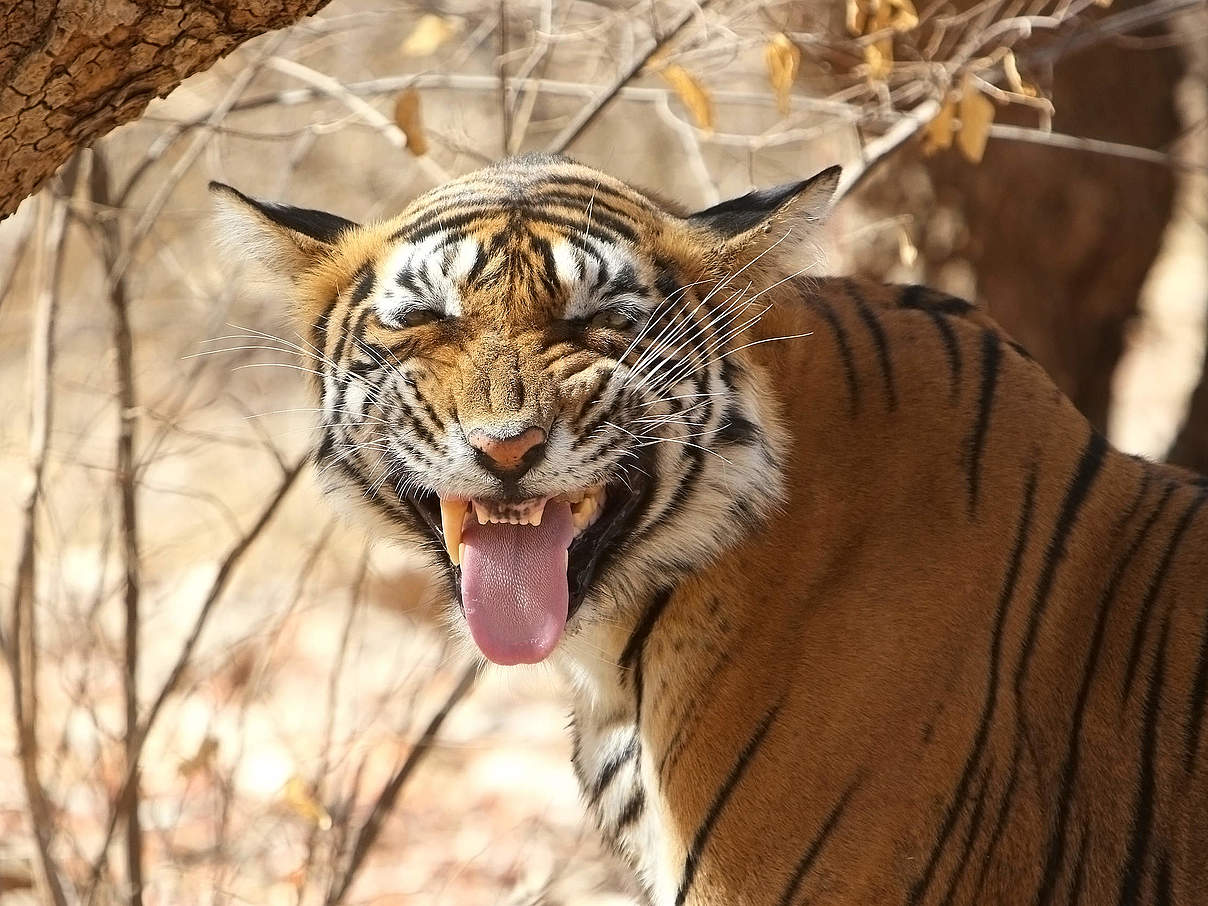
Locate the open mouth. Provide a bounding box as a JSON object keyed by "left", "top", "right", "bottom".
{"left": 402, "top": 475, "right": 649, "bottom": 666}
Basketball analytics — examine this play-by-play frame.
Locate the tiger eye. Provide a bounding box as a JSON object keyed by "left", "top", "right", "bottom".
{"left": 590, "top": 309, "right": 637, "bottom": 333}
{"left": 396, "top": 309, "right": 441, "bottom": 329}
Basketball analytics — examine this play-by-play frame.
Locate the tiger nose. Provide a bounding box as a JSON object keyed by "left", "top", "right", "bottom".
{"left": 467, "top": 426, "right": 547, "bottom": 478}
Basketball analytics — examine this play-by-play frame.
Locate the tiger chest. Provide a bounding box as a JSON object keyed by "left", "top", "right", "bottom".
{"left": 572, "top": 713, "right": 676, "bottom": 903}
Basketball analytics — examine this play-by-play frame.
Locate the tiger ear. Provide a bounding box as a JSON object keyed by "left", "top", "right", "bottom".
{"left": 687, "top": 165, "right": 841, "bottom": 255}
{"left": 208, "top": 182, "right": 358, "bottom": 279}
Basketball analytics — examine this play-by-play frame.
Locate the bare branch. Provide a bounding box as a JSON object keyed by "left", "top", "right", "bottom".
{"left": 324, "top": 663, "right": 478, "bottom": 906}
{"left": 6, "top": 174, "right": 75, "bottom": 906}
{"left": 547, "top": 0, "right": 715, "bottom": 154}
{"left": 84, "top": 457, "right": 308, "bottom": 904}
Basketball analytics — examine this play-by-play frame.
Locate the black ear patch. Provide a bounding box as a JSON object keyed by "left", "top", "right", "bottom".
{"left": 208, "top": 182, "right": 359, "bottom": 244}
{"left": 687, "top": 165, "right": 841, "bottom": 238}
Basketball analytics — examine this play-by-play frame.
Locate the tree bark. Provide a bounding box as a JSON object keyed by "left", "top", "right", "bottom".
{"left": 0, "top": 0, "right": 330, "bottom": 218}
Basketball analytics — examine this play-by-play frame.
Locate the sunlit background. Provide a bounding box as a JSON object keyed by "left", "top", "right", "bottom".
{"left": 1, "top": 0, "right": 1205, "bottom": 903}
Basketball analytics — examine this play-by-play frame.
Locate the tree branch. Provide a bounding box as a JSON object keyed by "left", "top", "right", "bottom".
{"left": 6, "top": 170, "right": 75, "bottom": 906}
{"left": 0, "top": 0, "right": 332, "bottom": 218}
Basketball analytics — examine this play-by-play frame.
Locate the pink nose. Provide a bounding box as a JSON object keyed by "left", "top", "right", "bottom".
{"left": 467, "top": 426, "right": 547, "bottom": 475}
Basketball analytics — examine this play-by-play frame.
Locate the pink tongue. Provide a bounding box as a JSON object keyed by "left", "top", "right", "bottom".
{"left": 460, "top": 500, "right": 574, "bottom": 665}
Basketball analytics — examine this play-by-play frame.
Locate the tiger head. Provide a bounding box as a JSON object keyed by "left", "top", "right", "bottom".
{"left": 212, "top": 154, "right": 838, "bottom": 667}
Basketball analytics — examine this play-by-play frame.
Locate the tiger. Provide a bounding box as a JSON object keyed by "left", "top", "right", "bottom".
{"left": 211, "top": 153, "right": 1208, "bottom": 905}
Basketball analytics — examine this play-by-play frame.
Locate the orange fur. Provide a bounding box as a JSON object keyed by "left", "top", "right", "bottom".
{"left": 215, "top": 156, "right": 1208, "bottom": 906}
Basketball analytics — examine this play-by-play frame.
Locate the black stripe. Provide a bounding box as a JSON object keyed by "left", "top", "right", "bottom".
{"left": 776, "top": 779, "right": 860, "bottom": 906}
{"left": 922, "top": 307, "right": 962, "bottom": 398}
{"left": 1121, "top": 488, "right": 1207, "bottom": 703}
{"left": 802, "top": 295, "right": 860, "bottom": 416}
{"left": 846, "top": 281, "right": 897, "bottom": 410}
{"left": 674, "top": 700, "right": 781, "bottom": 906}
{"left": 908, "top": 465, "right": 1038, "bottom": 906}
{"left": 1184, "top": 592, "right": 1208, "bottom": 771}
{"left": 936, "top": 764, "right": 993, "bottom": 906}
{"left": 619, "top": 587, "right": 675, "bottom": 721}
{"left": 898, "top": 284, "right": 975, "bottom": 316}
{"left": 658, "top": 647, "right": 733, "bottom": 784}
{"left": 967, "top": 330, "right": 1001, "bottom": 515}
{"left": 587, "top": 734, "right": 639, "bottom": 807}
{"left": 969, "top": 735, "right": 1024, "bottom": 901}
{"left": 614, "top": 786, "right": 646, "bottom": 833}
{"left": 1068, "top": 829, "right": 1091, "bottom": 906}
{"left": 1034, "top": 477, "right": 1172, "bottom": 906}
{"left": 1117, "top": 615, "right": 1172, "bottom": 906}
{"left": 1013, "top": 431, "right": 1108, "bottom": 699}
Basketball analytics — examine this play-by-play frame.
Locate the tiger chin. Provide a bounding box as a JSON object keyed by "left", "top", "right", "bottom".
{"left": 213, "top": 154, "right": 1208, "bottom": 905}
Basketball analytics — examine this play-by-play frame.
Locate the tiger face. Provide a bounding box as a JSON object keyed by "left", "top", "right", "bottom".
{"left": 212, "top": 155, "right": 838, "bottom": 667}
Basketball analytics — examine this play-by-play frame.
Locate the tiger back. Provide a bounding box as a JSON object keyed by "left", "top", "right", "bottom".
{"left": 213, "top": 154, "right": 1208, "bottom": 905}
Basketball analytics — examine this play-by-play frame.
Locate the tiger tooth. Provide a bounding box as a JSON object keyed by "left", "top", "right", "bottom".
{"left": 440, "top": 499, "right": 466, "bottom": 564}
{"left": 475, "top": 502, "right": 489, "bottom": 524}
{"left": 459, "top": 542, "right": 465, "bottom": 564}
{"left": 531, "top": 498, "right": 546, "bottom": 526}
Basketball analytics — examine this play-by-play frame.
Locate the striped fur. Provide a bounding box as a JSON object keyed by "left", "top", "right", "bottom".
{"left": 214, "top": 155, "right": 1208, "bottom": 905}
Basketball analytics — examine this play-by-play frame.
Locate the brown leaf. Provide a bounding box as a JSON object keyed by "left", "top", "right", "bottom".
{"left": 393, "top": 88, "right": 429, "bottom": 157}
{"left": 1002, "top": 51, "right": 1038, "bottom": 98}
{"left": 401, "top": 14, "right": 458, "bottom": 57}
{"left": 957, "top": 82, "right": 996, "bottom": 164}
{"left": 764, "top": 34, "right": 801, "bottom": 115}
{"left": 283, "top": 776, "right": 332, "bottom": 830}
{"left": 922, "top": 95, "right": 957, "bottom": 155}
{"left": 846, "top": 0, "right": 869, "bottom": 36}
{"left": 864, "top": 39, "right": 894, "bottom": 81}
{"left": 178, "top": 736, "right": 219, "bottom": 778}
{"left": 887, "top": 0, "right": 919, "bottom": 30}
{"left": 661, "top": 64, "right": 715, "bottom": 132}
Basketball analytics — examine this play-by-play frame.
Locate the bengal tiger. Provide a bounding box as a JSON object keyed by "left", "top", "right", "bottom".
{"left": 211, "top": 154, "right": 1208, "bottom": 905}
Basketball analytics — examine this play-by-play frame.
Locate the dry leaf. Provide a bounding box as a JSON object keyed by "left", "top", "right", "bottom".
{"left": 864, "top": 39, "right": 894, "bottom": 81}
{"left": 957, "top": 83, "right": 996, "bottom": 164}
{"left": 887, "top": 0, "right": 919, "bottom": 31}
{"left": 401, "top": 14, "right": 458, "bottom": 57}
{"left": 661, "top": 64, "right": 715, "bottom": 132}
{"left": 393, "top": 88, "right": 429, "bottom": 157}
{"left": 764, "top": 34, "right": 800, "bottom": 115}
{"left": 1002, "top": 51, "right": 1038, "bottom": 98}
{"left": 897, "top": 228, "right": 919, "bottom": 268}
{"left": 846, "top": 0, "right": 869, "bottom": 35}
{"left": 922, "top": 95, "right": 956, "bottom": 155}
{"left": 283, "top": 776, "right": 332, "bottom": 830}
{"left": 178, "top": 736, "right": 219, "bottom": 778}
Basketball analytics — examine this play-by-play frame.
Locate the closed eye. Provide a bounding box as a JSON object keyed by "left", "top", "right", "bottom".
{"left": 379, "top": 306, "right": 445, "bottom": 330}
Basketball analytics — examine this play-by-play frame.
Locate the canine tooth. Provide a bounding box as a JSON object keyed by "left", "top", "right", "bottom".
{"left": 440, "top": 499, "right": 466, "bottom": 564}
{"left": 459, "top": 542, "right": 465, "bottom": 563}
{"left": 474, "top": 502, "right": 489, "bottom": 524}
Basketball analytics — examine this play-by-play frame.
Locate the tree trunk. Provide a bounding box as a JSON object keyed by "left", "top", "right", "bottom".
{"left": 0, "top": 0, "right": 330, "bottom": 218}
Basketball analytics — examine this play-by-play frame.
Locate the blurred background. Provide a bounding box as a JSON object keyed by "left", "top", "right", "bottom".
{"left": 0, "top": 0, "right": 1205, "bottom": 903}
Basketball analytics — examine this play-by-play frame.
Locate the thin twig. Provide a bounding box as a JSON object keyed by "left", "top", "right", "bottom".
{"left": 104, "top": 31, "right": 290, "bottom": 292}
{"left": 265, "top": 57, "right": 452, "bottom": 184}
{"left": 84, "top": 457, "right": 307, "bottom": 905}
{"left": 89, "top": 147, "right": 146, "bottom": 906}
{"left": 547, "top": 0, "right": 714, "bottom": 154}
{"left": 988, "top": 122, "right": 1208, "bottom": 170}
{"left": 7, "top": 174, "right": 74, "bottom": 906}
{"left": 836, "top": 99, "right": 944, "bottom": 201}
{"left": 499, "top": 0, "right": 512, "bottom": 156}
{"left": 324, "top": 662, "right": 478, "bottom": 906}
